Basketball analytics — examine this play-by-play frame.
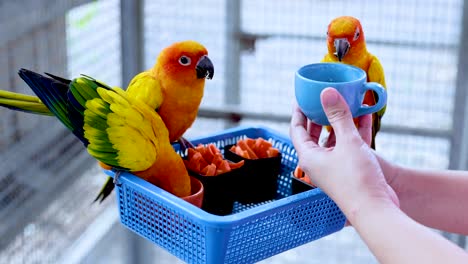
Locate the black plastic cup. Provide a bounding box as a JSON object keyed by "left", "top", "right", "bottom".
{"left": 291, "top": 172, "right": 316, "bottom": 195}
{"left": 188, "top": 167, "right": 243, "bottom": 216}
{"left": 224, "top": 144, "right": 281, "bottom": 204}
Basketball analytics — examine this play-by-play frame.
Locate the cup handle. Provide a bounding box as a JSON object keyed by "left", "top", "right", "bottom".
{"left": 355, "top": 82, "right": 387, "bottom": 117}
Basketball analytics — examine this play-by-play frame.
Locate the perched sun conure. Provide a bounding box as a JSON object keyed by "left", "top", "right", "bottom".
{"left": 1, "top": 71, "right": 194, "bottom": 199}
{"left": 0, "top": 40, "right": 214, "bottom": 201}
{"left": 126, "top": 41, "right": 214, "bottom": 144}
{"left": 95, "top": 40, "right": 214, "bottom": 201}
{"left": 322, "top": 16, "right": 387, "bottom": 149}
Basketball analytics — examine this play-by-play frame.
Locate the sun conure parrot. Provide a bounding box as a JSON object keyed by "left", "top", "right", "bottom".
{"left": 322, "top": 16, "right": 387, "bottom": 150}
{"left": 0, "top": 40, "right": 214, "bottom": 201}
{"left": 96, "top": 40, "right": 214, "bottom": 201}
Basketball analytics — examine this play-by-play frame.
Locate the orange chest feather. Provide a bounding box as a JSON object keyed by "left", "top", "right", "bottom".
{"left": 158, "top": 81, "right": 205, "bottom": 141}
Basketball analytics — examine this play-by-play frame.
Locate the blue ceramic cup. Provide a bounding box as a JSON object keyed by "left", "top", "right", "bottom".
{"left": 295, "top": 63, "right": 387, "bottom": 126}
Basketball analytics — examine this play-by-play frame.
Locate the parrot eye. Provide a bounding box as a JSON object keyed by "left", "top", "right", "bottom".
{"left": 353, "top": 28, "right": 360, "bottom": 41}
{"left": 179, "top": 56, "right": 191, "bottom": 66}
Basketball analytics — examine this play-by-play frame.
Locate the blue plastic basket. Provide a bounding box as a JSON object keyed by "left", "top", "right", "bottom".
{"left": 105, "top": 126, "right": 345, "bottom": 264}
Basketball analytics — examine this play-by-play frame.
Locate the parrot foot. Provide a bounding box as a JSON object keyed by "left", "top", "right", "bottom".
{"left": 113, "top": 170, "right": 122, "bottom": 186}
{"left": 178, "top": 137, "right": 195, "bottom": 152}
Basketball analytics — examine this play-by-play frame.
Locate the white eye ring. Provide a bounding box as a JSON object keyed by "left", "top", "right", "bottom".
{"left": 179, "top": 56, "right": 191, "bottom": 66}
{"left": 353, "top": 28, "right": 360, "bottom": 41}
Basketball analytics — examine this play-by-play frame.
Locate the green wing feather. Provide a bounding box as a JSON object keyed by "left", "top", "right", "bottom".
{"left": 11, "top": 70, "right": 172, "bottom": 203}
{"left": 0, "top": 90, "right": 52, "bottom": 115}
{"left": 83, "top": 87, "right": 162, "bottom": 172}
{"left": 12, "top": 69, "right": 158, "bottom": 203}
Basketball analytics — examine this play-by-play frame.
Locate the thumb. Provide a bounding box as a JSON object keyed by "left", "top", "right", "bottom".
{"left": 321, "top": 88, "right": 357, "bottom": 140}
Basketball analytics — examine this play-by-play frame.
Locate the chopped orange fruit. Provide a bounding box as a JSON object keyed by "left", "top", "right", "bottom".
{"left": 230, "top": 137, "right": 280, "bottom": 159}
{"left": 184, "top": 144, "right": 244, "bottom": 176}
{"left": 293, "top": 167, "right": 315, "bottom": 186}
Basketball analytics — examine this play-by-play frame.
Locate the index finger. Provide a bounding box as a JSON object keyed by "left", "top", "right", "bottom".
{"left": 290, "top": 105, "right": 320, "bottom": 153}
{"left": 357, "top": 113, "right": 372, "bottom": 146}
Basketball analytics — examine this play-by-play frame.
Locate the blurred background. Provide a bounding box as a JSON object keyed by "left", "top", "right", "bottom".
{"left": 0, "top": 0, "right": 467, "bottom": 263}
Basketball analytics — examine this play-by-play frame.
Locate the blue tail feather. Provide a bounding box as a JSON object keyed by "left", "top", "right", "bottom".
{"left": 18, "top": 69, "right": 88, "bottom": 145}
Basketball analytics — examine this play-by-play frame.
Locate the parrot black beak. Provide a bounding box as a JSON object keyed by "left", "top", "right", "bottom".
{"left": 334, "top": 38, "right": 350, "bottom": 61}
{"left": 196, "top": 55, "right": 214, "bottom": 80}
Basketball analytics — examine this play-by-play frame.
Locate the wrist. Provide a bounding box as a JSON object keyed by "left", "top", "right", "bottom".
{"left": 387, "top": 162, "right": 403, "bottom": 198}
{"left": 373, "top": 151, "right": 403, "bottom": 195}
{"left": 344, "top": 194, "right": 399, "bottom": 227}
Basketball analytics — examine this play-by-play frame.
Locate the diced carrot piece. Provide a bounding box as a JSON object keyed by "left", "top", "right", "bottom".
{"left": 234, "top": 146, "right": 243, "bottom": 157}
{"left": 228, "top": 160, "right": 244, "bottom": 170}
{"left": 238, "top": 140, "right": 258, "bottom": 159}
{"left": 266, "top": 148, "right": 280, "bottom": 158}
{"left": 241, "top": 149, "right": 251, "bottom": 159}
{"left": 185, "top": 159, "right": 195, "bottom": 171}
{"left": 209, "top": 144, "right": 220, "bottom": 154}
{"left": 233, "top": 146, "right": 242, "bottom": 157}
{"left": 193, "top": 161, "right": 199, "bottom": 169}
{"left": 253, "top": 138, "right": 261, "bottom": 148}
{"left": 218, "top": 160, "right": 231, "bottom": 173}
{"left": 195, "top": 152, "right": 209, "bottom": 169}
{"left": 293, "top": 166, "right": 314, "bottom": 186}
{"left": 187, "top": 148, "right": 197, "bottom": 159}
{"left": 195, "top": 144, "right": 206, "bottom": 158}
{"left": 186, "top": 143, "right": 244, "bottom": 176}
{"left": 192, "top": 151, "right": 203, "bottom": 162}
{"left": 301, "top": 176, "right": 312, "bottom": 184}
{"left": 293, "top": 168, "right": 298, "bottom": 178}
{"left": 195, "top": 159, "right": 203, "bottom": 172}
{"left": 245, "top": 138, "right": 256, "bottom": 148}
{"left": 258, "top": 138, "right": 272, "bottom": 147}
{"left": 293, "top": 167, "right": 303, "bottom": 178}
{"left": 201, "top": 144, "right": 214, "bottom": 163}
{"left": 200, "top": 165, "right": 208, "bottom": 175}
{"left": 211, "top": 155, "right": 222, "bottom": 168}
{"left": 254, "top": 139, "right": 270, "bottom": 158}
{"left": 204, "top": 164, "right": 217, "bottom": 176}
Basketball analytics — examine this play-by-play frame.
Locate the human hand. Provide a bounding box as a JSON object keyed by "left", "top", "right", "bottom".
{"left": 290, "top": 88, "right": 399, "bottom": 224}
{"left": 320, "top": 102, "right": 402, "bottom": 194}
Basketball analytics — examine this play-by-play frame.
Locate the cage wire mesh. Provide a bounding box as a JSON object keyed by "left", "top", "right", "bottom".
{"left": 0, "top": 0, "right": 121, "bottom": 263}
{"left": 0, "top": 0, "right": 466, "bottom": 263}
{"left": 174, "top": 0, "right": 461, "bottom": 169}
{"left": 67, "top": 0, "right": 122, "bottom": 86}
{"left": 238, "top": 0, "right": 461, "bottom": 131}
{"left": 143, "top": 0, "right": 225, "bottom": 106}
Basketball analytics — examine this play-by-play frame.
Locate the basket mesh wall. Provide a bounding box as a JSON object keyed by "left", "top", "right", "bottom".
{"left": 114, "top": 127, "right": 345, "bottom": 263}
{"left": 118, "top": 185, "right": 207, "bottom": 263}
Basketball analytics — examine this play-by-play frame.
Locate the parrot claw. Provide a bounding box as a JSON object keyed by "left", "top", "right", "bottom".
{"left": 113, "top": 170, "right": 122, "bottom": 186}
{"left": 178, "top": 137, "right": 195, "bottom": 152}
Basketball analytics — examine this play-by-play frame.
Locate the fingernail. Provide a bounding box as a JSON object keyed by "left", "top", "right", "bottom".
{"left": 321, "top": 88, "right": 339, "bottom": 107}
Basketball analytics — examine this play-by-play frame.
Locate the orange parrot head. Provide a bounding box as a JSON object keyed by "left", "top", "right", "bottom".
{"left": 326, "top": 16, "right": 366, "bottom": 61}
{"left": 154, "top": 40, "right": 214, "bottom": 85}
